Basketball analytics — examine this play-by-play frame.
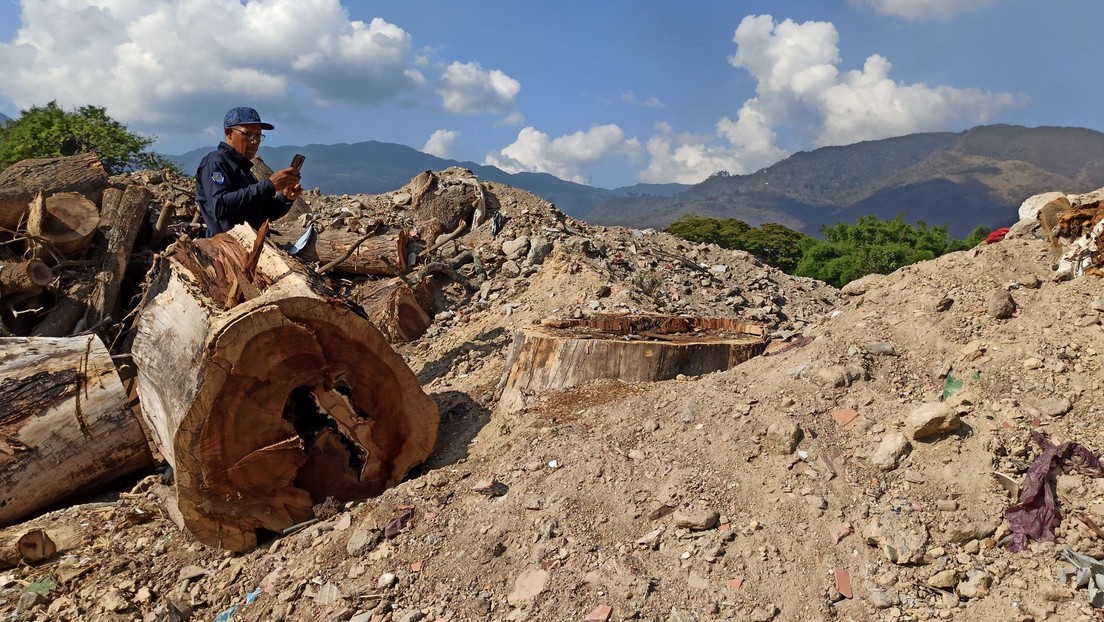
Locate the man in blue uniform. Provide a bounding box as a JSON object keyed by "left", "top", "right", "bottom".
{"left": 195, "top": 106, "right": 302, "bottom": 236}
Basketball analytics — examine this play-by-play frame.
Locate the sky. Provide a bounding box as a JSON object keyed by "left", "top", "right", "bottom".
{"left": 0, "top": 0, "right": 1101, "bottom": 189}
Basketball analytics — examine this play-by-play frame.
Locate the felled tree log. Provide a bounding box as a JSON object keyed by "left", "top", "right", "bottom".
{"left": 270, "top": 227, "right": 409, "bottom": 276}
{"left": 84, "top": 185, "right": 151, "bottom": 328}
{"left": 27, "top": 192, "right": 100, "bottom": 258}
{"left": 0, "top": 336, "right": 153, "bottom": 526}
{"left": 31, "top": 281, "right": 91, "bottom": 337}
{"left": 0, "top": 529, "right": 56, "bottom": 568}
{"left": 350, "top": 277, "right": 431, "bottom": 343}
{"left": 0, "top": 153, "right": 108, "bottom": 230}
{"left": 498, "top": 315, "right": 769, "bottom": 413}
{"left": 132, "top": 224, "right": 439, "bottom": 551}
{"left": 0, "top": 260, "right": 53, "bottom": 297}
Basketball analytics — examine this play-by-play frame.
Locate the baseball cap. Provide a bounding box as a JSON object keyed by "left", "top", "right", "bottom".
{"left": 223, "top": 106, "right": 274, "bottom": 130}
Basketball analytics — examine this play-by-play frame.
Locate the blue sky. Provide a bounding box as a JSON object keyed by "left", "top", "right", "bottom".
{"left": 0, "top": 0, "right": 1100, "bottom": 188}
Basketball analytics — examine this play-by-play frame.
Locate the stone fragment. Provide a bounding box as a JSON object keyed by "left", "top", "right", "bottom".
{"left": 811, "top": 364, "right": 865, "bottom": 388}
{"left": 526, "top": 237, "right": 553, "bottom": 265}
{"left": 906, "top": 403, "right": 961, "bottom": 440}
{"left": 314, "top": 582, "right": 341, "bottom": 607}
{"left": 870, "top": 433, "right": 911, "bottom": 470}
{"left": 764, "top": 419, "right": 801, "bottom": 455}
{"left": 987, "top": 289, "right": 1016, "bottom": 319}
{"left": 928, "top": 569, "right": 959, "bottom": 589}
{"left": 507, "top": 568, "right": 549, "bottom": 606}
{"left": 502, "top": 236, "right": 531, "bottom": 260}
{"left": 865, "top": 514, "right": 929, "bottom": 565}
{"left": 1036, "top": 396, "right": 1072, "bottom": 418}
{"left": 956, "top": 569, "right": 991, "bottom": 599}
{"left": 673, "top": 507, "right": 720, "bottom": 531}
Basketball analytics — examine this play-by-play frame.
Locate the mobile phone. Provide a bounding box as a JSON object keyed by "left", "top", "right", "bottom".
{"left": 290, "top": 154, "right": 305, "bottom": 171}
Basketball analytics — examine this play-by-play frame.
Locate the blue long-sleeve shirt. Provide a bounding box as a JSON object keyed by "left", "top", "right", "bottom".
{"left": 195, "top": 142, "right": 292, "bottom": 236}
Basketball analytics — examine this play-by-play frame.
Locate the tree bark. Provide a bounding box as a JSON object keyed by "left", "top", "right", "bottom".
{"left": 269, "top": 226, "right": 410, "bottom": 276}
{"left": 84, "top": 185, "right": 151, "bottom": 329}
{"left": 0, "top": 260, "right": 53, "bottom": 297}
{"left": 31, "top": 281, "right": 91, "bottom": 337}
{"left": 350, "top": 277, "right": 431, "bottom": 343}
{"left": 27, "top": 192, "right": 100, "bottom": 258}
{"left": 497, "top": 315, "right": 769, "bottom": 413}
{"left": 0, "top": 335, "right": 153, "bottom": 526}
{"left": 132, "top": 224, "right": 439, "bottom": 551}
{"left": 0, "top": 153, "right": 108, "bottom": 231}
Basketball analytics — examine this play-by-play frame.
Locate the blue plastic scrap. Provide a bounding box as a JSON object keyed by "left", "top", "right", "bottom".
{"left": 213, "top": 586, "right": 264, "bottom": 621}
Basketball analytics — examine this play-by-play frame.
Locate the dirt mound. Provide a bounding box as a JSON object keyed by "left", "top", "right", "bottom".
{"left": 2, "top": 172, "right": 1103, "bottom": 622}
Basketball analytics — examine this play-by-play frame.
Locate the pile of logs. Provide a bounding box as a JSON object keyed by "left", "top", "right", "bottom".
{"left": 0, "top": 153, "right": 501, "bottom": 553}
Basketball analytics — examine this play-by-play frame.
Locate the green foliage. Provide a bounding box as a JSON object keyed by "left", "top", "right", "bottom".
{"left": 665, "top": 214, "right": 810, "bottom": 273}
{"left": 0, "top": 101, "right": 170, "bottom": 174}
{"left": 667, "top": 213, "right": 990, "bottom": 288}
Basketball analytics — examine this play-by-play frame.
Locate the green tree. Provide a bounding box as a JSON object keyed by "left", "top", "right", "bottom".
{"left": 0, "top": 101, "right": 169, "bottom": 174}
{"left": 666, "top": 214, "right": 810, "bottom": 272}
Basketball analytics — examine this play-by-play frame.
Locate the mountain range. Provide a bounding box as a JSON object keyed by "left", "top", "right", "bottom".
{"left": 173, "top": 124, "right": 1104, "bottom": 239}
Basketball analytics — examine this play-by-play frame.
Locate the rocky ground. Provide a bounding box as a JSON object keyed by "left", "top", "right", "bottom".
{"left": 2, "top": 171, "right": 1103, "bottom": 622}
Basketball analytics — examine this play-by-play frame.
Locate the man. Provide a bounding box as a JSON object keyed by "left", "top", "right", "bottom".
{"left": 195, "top": 106, "right": 302, "bottom": 236}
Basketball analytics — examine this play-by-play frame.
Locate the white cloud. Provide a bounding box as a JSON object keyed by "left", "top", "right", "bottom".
{"left": 620, "top": 91, "right": 664, "bottom": 109}
{"left": 850, "top": 0, "right": 1000, "bottom": 20}
{"left": 485, "top": 125, "right": 641, "bottom": 185}
{"left": 423, "top": 129, "right": 458, "bottom": 158}
{"left": 437, "top": 61, "right": 520, "bottom": 115}
{"left": 0, "top": 0, "right": 493, "bottom": 136}
{"left": 640, "top": 122, "right": 758, "bottom": 184}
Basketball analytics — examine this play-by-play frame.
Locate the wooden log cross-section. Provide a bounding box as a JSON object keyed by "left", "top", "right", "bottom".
{"left": 0, "top": 153, "right": 108, "bottom": 231}
{"left": 0, "top": 335, "right": 153, "bottom": 526}
{"left": 132, "top": 224, "right": 439, "bottom": 551}
{"left": 497, "top": 314, "right": 770, "bottom": 413}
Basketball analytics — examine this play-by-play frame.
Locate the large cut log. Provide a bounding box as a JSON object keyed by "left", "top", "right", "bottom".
{"left": 84, "top": 185, "right": 152, "bottom": 328}
{"left": 0, "top": 153, "right": 108, "bottom": 230}
{"left": 269, "top": 226, "right": 409, "bottom": 276}
{"left": 350, "top": 277, "right": 431, "bottom": 343}
{"left": 27, "top": 191, "right": 100, "bottom": 258}
{"left": 132, "top": 224, "right": 439, "bottom": 551}
{"left": 0, "top": 335, "right": 153, "bottom": 525}
{"left": 498, "top": 314, "right": 769, "bottom": 413}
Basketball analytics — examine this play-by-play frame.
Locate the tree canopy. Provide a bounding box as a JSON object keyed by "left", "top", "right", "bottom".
{"left": 0, "top": 101, "right": 172, "bottom": 175}
{"left": 667, "top": 212, "right": 989, "bottom": 287}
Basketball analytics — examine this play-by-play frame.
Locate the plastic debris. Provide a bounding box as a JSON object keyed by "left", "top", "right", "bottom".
{"left": 1005, "top": 432, "right": 1104, "bottom": 552}
{"left": 213, "top": 586, "right": 263, "bottom": 622}
{"left": 1059, "top": 548, "right": 1104, "bottom": 607}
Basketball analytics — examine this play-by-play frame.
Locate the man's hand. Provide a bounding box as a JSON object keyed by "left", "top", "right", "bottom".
{"left": 283, "top": 181, "right": 302, "bottom": 202}
{"left": 270, "top": 167, "right": 301, "bottom": 192}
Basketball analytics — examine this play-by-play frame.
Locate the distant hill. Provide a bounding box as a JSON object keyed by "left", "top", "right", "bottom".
{"left": 587, "top": 125, "right": 1104, "bottom": 238}
{"left": 172, "top": 142, "right": 687, "bottom": 220}
{"left": 172, "top": 125, "right": 1104, "bottom": 239}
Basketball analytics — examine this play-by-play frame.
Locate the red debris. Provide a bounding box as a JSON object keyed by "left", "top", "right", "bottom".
{"left": 831, "top": 408, "right": 859, "bottom": 428}
{"left": 834, "top": 567, "right": 853, "bottom": 598}
{"left": 585, "top": 604, "right": 612, "bottom": 621}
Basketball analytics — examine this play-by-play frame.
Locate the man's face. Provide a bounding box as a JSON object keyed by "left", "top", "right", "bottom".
{"left": 225, "top": 123, "right": 264, "bottom": 159}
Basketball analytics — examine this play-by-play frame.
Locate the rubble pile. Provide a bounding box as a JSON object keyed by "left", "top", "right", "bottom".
{"left": 1, "top": 162, "right": 1104, "bottom": 622}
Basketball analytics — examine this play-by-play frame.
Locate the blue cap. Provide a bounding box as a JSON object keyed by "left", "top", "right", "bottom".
{"left": 223, "top": 106, "right": 274, "bottom": 130}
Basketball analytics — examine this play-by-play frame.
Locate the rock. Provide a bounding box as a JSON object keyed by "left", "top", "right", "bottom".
{"left": 956, "top": 569, "right": 991, "bottom": 599}
{"left": 395, "top": 611, "right": 426, "bottom": 622}
{"left": 866, "top": 341, "right": 896, "bottom": 356}
{"left": 906, "top": 403, "right": 961, "bottom": 440}
{"left": 840, "top": 274, "right": 883, "bottom": 296}
{"left": 865, "top": 514, "right": 929, "bottom": 565}
{"left": 391, "top": 192, "right": 411, "bottom": 207}
{"left": 870, "top": 433, "right": 911, "bottom": 470}
{"left": 1018, "top": 191, "right": 1066, "bottom": 221}
{"left": 502, "top": 236, "right": 531, "bottom": 260}
{"left": 378, "top": 573, "right": 398, "bottom": 588}
{"left": 811, "top": 363, "right": 865, "bottom": 388}
{"left": 315, "top": 582, "right": 342, "bottom": 606}
{"left": 987, "top": 289, "right": 1016, "bottom": 319}
{"left": 928, "top": 569, "right": 959, "bottom": 589}
{"left": 867, "top": 588, "right": 898, "bottom": 609}
{"left": 764, "top": 419, "right": 801, "bottom": 455}
{"left": 526, "top": 236, "right": 553, "bottom": 265}
{"left": 178, "top": 565, "right": 209, "bottom": 581}
{"left": 673, "top": 507, "right": 720, "bottom": 531}
{"left": 507, "top": 568, "right": 550, "bottom": 606}
{"left": 347, "top": 520, "right": 383, "bottom": 556}
{"left": 1020, "top": 274, "right": 1041, "bottom": 289}
{"left": 1036, "top": 396, "right": 1072, "bottom": 418}
{"left": 934, "top": 297, "right": 954, "bottom": 312}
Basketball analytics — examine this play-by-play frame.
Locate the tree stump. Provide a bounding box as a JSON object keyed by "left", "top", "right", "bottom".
{"left": 497, "top": 314, "right": 769, "bottom": 412}
{"left": 132, "top": 224, "right": 439, "bottom": 551}
{"left": 27, "top": 191, "right": 100, "bottom": 258}
{"left": 0, "top": 335, "right": 153, "bottom": 526}
{"left": 350, "top": 277, "right": 431, "bottom": 343}
{"left": 0, "top": 153, "right": 108, "bottom": 230}
{"left": 0, "top": 260, "right": 53, "bottom": 297}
